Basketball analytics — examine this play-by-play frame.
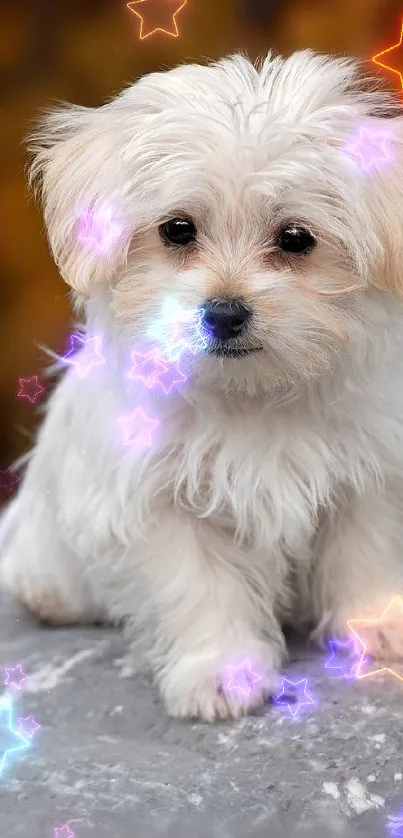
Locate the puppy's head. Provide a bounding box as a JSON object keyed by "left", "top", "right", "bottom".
{"left": 29, "top": 51, "right": 403, "bottom": 394}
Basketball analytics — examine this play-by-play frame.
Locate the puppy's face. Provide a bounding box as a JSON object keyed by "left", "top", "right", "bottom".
{"left": 30, "top": 51, "right": 403, "bottom": 394}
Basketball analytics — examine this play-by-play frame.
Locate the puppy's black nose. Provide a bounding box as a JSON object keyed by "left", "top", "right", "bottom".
{"left": 201, "top": 298, "right": 252, "bottom": 341}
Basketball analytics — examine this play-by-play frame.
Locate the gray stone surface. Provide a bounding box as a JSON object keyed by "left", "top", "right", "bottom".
{"left": 0, "top": 589, "right": 402, "bottom": 838}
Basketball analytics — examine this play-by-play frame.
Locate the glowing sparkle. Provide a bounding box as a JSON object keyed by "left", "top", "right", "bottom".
{"left": 388, "top": 811, "right": 403, "bottom": 836}
{"left": 53, "top": 826, "right": 75, "bottom": 838}
{"left": 118, "top": 407, "right": 159, "bottom": 447}
{"left": 127, "top": 347, "right": 187, "bottom": 394}
{"left": 0, "top": 697, "right": 30, "bottom": 776}
{"left": 63, "top": 334, "right": 105, "bottom": 378}
{"left": 225, "top": 659, "right": 262, "bottom": 698}
{"left": 324, "top": 637, "right": 363, "bottom": 680}
{"left": 3, "top": 664, "right": 28, "bottom": 691}
{"left": 17, "top": 716, "right": 41, "bottom": 739}
{"left": 372, "top": 20, "right": 403, "bottom": 90}
{"left": 347, "top": 595, "right": 403, "bottom": 683}
{"left": 346, "top": 127, "right": 391, "bottom": 172}
{"left": 274, "top": 677, "right": 315, "bottom": 718}
{"left": 77, "top": 204, "right": 122, "bottom": 253}
{"left": 127, "top": 0, "right": 187, "bottom": 39}
{"left": 147, "top": 297, "right": 208, "bottom": 362}
{"left": 17, "top": 375, "right": 45, "bottom": 405}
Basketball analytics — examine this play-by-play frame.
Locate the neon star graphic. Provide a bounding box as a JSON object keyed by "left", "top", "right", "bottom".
{"left": 0, "top": 697, "right": 30, "bottom": 776}
{"left": 274, "top": 677, "right": 315, "bottom": 718}
{"left": 346, "top": 127, "right": 392, "bottom": 172}
{"left": 388, "top": 811, "right": 403, "bottom": 836}
{"left": 63, "top": 334, "right": 105, "bottom": 378}
{"left": 127, "top": 347, "right": 187, "bottom": 394}
{"left": 372, "top": 21, "right": 403, "bottom": 91}
{"left": 347, "top": 595, "right": 403, "bottom": 683}
{"left": 118, "top": 407, "right": 159, "bottom": 447}
{"left": 324, "top": 637, "right": 363, "bottom": 680}
{"left": 77, "top": 204, "right": 122, "bottom": 253}
{"left": 225, "top": 659, "right": 262, "bottom": 698}
{"left": 3, "top": 664, "right": 28, "bottom": 691}
{"left": 17, "top": 375, "right": 45, "bottom": 405}
{"left": 127, "top": 0, "right": 187, "bottom": 40}
{"left": 17, "top": 716, "right": 41, "bottom": 739}
{"left": 53, "top": 826, "right": 75, "bottom": 838}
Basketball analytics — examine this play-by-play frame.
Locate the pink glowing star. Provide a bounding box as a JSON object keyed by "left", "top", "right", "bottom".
{"left": 127, "top": 347, "right": 187, "bottom": 394}
{"left": 3, "top": 664, "right": 28, "bottom": 691}
{"left": 324, "top": 637, "right": 363, "bottom": 680}
{"left": 274, "top": 677, "right": 315, "bottom": 718}
{"left": 77, "top": 204, "right": 122, "bottom": 253}
{"left": 17, "top": 375, "right": 45, "bottom": 405}
{"left": 225, "top": 659, "right": 262, "bottom": 698}
{"left": 118, "top": 407, "right": 159, "bottom": 447}
{"left": 53, "top": 826, "right": 75, "bottom": 838}
{"left": 63, "top": 334, "right": 105, "bottom": 377}
{"left": 17, "top": 715, "right": 41, "bottom": 739}
{"left": 346, "top": 127, "right": 391, "bottom": 171}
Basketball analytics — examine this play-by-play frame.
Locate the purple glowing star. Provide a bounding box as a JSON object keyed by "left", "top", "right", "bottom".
{"left": 225, "top": 659, "right": 262, "bottom": 698}
{"left": 325, "top": 637, "right": 362, "bottom": 680}
{"left": 127, "top": 347, "right": 187, "bottom": 394}
{"left": 3, "top": 664, "right": 28, "bottom": 691}
{"left": 77, "top": 204, "right": 122, "bottom": 253}
{"left": 346, "top": 127, "right": 391, "bottom": 172}
{"left": 387, "top": 812, "right": 403, "bottom": 836}
{"left": 17, "top": 715, "right": 41, "bottom": 739}
{"left": 53, "top": 826, "right": 75, "bottom": 838}
{"left": 118, "top": 407, "right": 159, "bottom": 447}
{"left": 274, "top": 677, "right": 315, "bottom": 718}
{"left": 63, "top": 334, "right": 105, "bottom": 378}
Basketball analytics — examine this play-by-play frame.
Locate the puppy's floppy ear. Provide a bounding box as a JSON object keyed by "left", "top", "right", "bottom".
{"left": 365, "top": 115, "right": 403, "bottom": 297}
{"left": 27, "top": 104, "right": 131, "bottom": 297}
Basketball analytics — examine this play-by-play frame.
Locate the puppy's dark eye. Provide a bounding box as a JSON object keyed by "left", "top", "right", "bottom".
{"left": 277, "top": 225, "right": 316, "bottom": 254}
{"left": 159, "top": 218, "right": 197, "bottom": 246}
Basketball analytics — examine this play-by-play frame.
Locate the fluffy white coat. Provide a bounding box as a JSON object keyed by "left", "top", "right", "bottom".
{"left": 2, "top": 50, "right": 403, "bottom": 720}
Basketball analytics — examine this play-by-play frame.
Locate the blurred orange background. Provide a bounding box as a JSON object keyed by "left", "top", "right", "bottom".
{"left": 1, "top": 0, "right": 403, "bottom": 497}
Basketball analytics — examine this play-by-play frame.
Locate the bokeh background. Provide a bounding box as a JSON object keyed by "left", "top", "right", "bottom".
{"left": 1, "top": 0, "right": 403, "bottom": 498}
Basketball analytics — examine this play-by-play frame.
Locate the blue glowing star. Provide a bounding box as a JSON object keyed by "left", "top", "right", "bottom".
{"left": 324, "top": 637, "right": 362, "bottom": 680}
{"left": 273, "top": 677, "right": 315, "bottom": 719}
{"left": 0, "top": 697, "right": 30, "bottom": 776}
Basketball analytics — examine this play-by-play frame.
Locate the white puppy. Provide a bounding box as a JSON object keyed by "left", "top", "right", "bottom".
{"left": 2, "top": 50, "right": 403, "bottom": 720}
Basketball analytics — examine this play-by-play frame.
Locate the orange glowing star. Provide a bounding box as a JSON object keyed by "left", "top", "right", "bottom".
{"left": 347, "top": 595, "right": 403, "bottom": 683}
{"left": 127, "top": 0, "right": 187, "bottom": 40}
{"left": 372, "top": 21, "right": 403, "bottom": 90}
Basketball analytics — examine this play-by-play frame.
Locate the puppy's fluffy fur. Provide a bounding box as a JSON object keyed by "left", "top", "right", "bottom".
{"left": 2, "top": 50, "right": 403, "bottom": 720}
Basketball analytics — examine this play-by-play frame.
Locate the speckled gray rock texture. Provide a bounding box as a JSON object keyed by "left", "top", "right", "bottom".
{"left": 0, "top": 589, "right": 402, "bottom": 838}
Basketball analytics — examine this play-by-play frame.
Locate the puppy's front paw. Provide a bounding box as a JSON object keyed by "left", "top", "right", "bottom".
{"left": 159, "top": 644, "right": 280, "bottom": 722}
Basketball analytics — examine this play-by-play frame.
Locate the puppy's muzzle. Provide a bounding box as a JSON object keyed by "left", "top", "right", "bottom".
{"left": 201, "top": 298, "right": 252, "bottom": 341}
